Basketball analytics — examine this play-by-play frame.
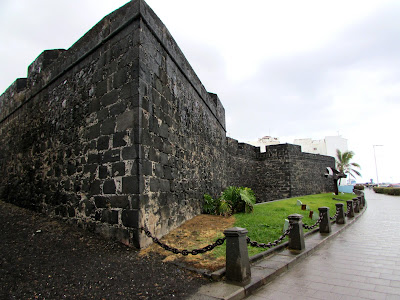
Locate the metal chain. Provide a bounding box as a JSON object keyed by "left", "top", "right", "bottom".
{"left": 344, "top": 202, "right": 352, "bottom": 216}
{"left": 303, "top": 214, "right": 323, "bottom": 230}
{"left": 246, "top": 226, "right": 292, "bottom": 249}
{"left": 330, "top": 207, "right": 340, "bottom": 220}
{"left": 140, "top": 227, "right": 226, "bottom": 256}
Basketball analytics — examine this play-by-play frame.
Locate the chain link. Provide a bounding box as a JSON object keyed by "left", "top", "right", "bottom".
{"left": 246, "top": 226, "right": 292, "bottom": 248}
{"left": 303, "top": 214, "right": 323, "bottom": 230}
{"left": 140, "top": 227, "right": 226, "bottom": 256}
{"left": 330, "top": 207, "right": 340, "bottom": 220}
{"left": 344, "top": 202, "right": 352, "bottom": 216}
{"left": 142, "top": 207, "right": 339, "bottom": 255}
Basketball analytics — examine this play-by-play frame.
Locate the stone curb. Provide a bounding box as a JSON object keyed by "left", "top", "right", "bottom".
{"left": 188, "top": 201, "right": 367, "bottom": 300}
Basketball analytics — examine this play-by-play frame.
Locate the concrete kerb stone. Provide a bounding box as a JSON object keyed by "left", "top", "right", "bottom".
{"left": 189, "top": 200, "right": 367, "bottom": 300}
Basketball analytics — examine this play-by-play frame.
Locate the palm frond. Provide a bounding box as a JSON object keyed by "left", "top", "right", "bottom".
{"left": 239, "top": 188, "right": 256, "bottom": 213}
{"left": 335, "top": 149, "right": 361, "bottom": 179}
{"left": 350, "top": 169, "right": 362, "bottom": 177}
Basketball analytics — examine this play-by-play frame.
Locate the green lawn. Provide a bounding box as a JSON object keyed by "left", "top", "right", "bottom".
{"left": 212, "top": 192, "right": 356, "bottom": 258}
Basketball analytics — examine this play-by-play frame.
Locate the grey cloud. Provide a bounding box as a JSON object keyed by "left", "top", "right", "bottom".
{"left": 221, "top": 3, "right": 400, "bottom": 140}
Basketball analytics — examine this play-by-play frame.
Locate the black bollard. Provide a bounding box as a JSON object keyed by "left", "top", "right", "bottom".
{"left": 353, "top": 198, "right": 360, "bottom": 213}
{"left": 288, "top": 214, "right": 305, "bottom": 251}
{"left": 224, "top": 227, "right": 251, "bottom": 284}
{"left": 335, "top": 203, "right": 346, "bottom": 224}
{"left": 318, "top": 207, "right": 331, "bottom": 233}
{"left": 347, "top": 200, "right": 354, "bottom": 218}
{"left": 358, "top": 196, "right": 364, "bottom": 210}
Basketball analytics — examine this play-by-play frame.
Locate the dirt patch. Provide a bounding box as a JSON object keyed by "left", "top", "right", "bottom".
{"left": 0, "top": 200, "right": 208, "bottom": 299}
{"left": 140, "top": 215, "right": 235, "bottom": 272}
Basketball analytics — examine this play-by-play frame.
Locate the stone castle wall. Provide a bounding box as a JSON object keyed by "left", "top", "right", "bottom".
{"left": 135, "top": 4, "right": 228, "bottom": 242}
{"left": 0, "top": 0, "right": 334, "bottom": 248}
{"left": 226, "top": 141, "right": 335, "bottom": 203}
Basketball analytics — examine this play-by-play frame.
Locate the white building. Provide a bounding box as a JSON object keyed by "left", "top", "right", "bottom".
{"left": 246, "top": 136, "right": 280, "bottom": 152}
{"left": 292, "top": 138, "right": 326, "bottom": 155}
{"left": 293, "top": 135, "right": 352, "bottom": 185}
{"left": 293, "top": 135, "right": 348, "bottom": 158}
{"left": 247, "top": 135, "right": 348, "bottom": 158}
{"left": 324, "top": 136, "right": 348, "bottom": 158}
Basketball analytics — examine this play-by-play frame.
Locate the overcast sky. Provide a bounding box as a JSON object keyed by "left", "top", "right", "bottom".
{"left": 0, "top": 0, "right": 399, "bottom": 184}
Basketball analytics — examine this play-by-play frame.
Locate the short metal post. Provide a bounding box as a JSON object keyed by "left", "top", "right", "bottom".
{"left": 353, "top": 198, "right": 360, "bottom": 213}
{"left": 318, "top": 207, "right": 331, "bottom": 233}
{"left": 224, "top": 227, "right": 251, "bottom": 284}
{"left": 361, "top": 193, "right": 366, "bottom": 207}
{"left": 335, "top": 203, "right": 346, "bottom": 224}
{"left": 288, "top": 214, "right": 305, "bottom": 251}
{"left": 346, "top": 200, "right": 354, "bottom": 218}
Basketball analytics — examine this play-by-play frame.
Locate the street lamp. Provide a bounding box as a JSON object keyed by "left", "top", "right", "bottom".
{"left": 373, "top": 145, "right": 383, "bottom": 186}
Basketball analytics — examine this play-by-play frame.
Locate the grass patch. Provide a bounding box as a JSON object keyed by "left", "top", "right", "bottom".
{"left": 210, "top": 192, "right": 355, "bottom": 258}
{"left": 141, "top": 192, "right": 356, "bottom": 271}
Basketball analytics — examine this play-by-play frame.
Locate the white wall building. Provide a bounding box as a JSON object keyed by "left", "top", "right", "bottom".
{"left": 246, "top": 136, "right": 280, "bottom": 152}
{"left": 246, "top": 135, "right": 348, "bottom": 158}
{"left": 293, "top": 135, "right": 348, "bottom": 158}
{"left": 324, "top": 136, "right": 348, "bottom": 158}
{"left": 292, "top": 138, "right": 327, "bottom": 155}
{"left": 293, "top": 135, "right": 352, "bottom": 184}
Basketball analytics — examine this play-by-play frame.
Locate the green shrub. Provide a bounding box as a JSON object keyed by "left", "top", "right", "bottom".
{"left": 373, "top": 187, "right": 400, "bottom": 196}
{"left": 218, "top": 199, "right": 232, "bottom": 216}
{"left": 221, "top": 186, "right": 242, "bottom": 213}
{"left": 387, "top": 188, "right": 400, "bottom": 196}
{"left": 354, "top": 185, "right": 364, "bottom": 190}
{"left": 203, "top": 186, "right": 256, "bottom": 216}
{"left": 203, "top": 193, "right": 218, "bottom": 215}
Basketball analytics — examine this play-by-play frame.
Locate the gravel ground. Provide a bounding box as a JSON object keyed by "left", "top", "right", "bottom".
{"left": 0, "top": 200, "right": 208, "bottom": 300}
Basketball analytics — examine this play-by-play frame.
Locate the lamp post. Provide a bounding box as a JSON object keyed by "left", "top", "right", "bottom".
{"left": 373, "top": 145, "right": 383, "bottom": 186}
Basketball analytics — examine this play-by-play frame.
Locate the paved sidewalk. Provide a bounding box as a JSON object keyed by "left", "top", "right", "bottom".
{"left": 190, "top": 193, "right": 367, "bottom": 300}
{"left": 247, "top": 189, "right": 400, "bottom": 300}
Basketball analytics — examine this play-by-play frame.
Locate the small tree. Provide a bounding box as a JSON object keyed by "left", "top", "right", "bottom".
{"left": 335, "top": 149, "right": 361, "bottom": 184}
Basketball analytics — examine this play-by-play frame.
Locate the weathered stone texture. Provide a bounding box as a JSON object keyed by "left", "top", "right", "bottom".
{"left": 226, "top": 142, "right": 335, "bottom": 203}
{"left": 136, "top": 7, "right": 228, "bottom": 242}
{"left": 0, "top": 2, "right": 143, "bottom": 247}
{"left": 0, "top": 0, "right": 334, "bottom": 248}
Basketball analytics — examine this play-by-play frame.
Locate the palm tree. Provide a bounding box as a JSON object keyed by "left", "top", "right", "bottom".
{"left": 335, "top": 149, "right": 361, "bottom": 184}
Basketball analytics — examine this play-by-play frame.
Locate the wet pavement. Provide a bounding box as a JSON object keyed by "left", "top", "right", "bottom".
{"left": 247, "top": 189, "right": 400, "bottom": 300}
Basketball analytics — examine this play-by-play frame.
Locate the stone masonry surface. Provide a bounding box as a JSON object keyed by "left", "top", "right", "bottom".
{"left": 0, "top": 0, "right": 335, "bottom": 248}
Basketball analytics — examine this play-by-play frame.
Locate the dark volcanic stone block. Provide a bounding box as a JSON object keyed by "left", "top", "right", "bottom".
{"left": 122, "top": 209, "right": 139, "bottom": 227}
